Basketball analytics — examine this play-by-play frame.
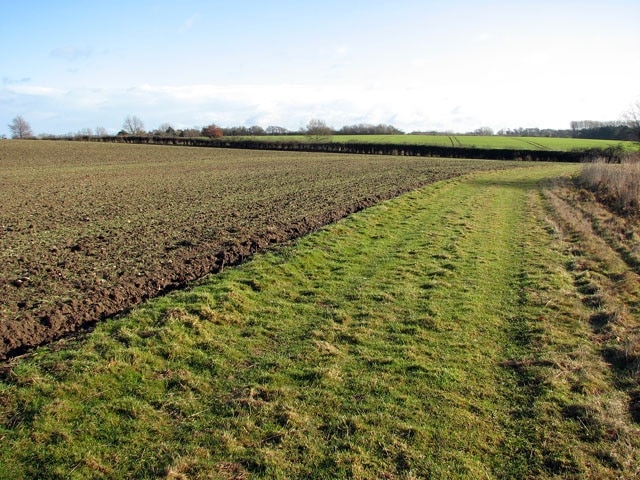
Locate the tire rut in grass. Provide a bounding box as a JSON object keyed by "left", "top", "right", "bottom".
{"left": 338, "top": 170, "right": 555, "bottom": 475}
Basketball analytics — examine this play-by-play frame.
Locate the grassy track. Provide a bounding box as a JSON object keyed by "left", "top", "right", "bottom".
{"left": 2, "top": 164, "right": 639, "bottom": 478}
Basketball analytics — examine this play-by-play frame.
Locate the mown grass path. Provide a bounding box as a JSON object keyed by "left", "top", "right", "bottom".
{"left": 5, "top": 163, "right": 638, "bottom": 479}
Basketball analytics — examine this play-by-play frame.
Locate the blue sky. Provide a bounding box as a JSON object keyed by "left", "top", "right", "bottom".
{"left": 2, "top": 0, "right": 639, "bottom": 136}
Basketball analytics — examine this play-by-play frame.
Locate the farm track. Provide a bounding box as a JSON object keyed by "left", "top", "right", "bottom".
{"left": 449, "top": 136, "right": 462, "bottom": 147}
{"left": 520, "top": 139, "right": 551, "bottom": 151}
{"left": 0, "top": 141, "right": 524, "bottom": 359}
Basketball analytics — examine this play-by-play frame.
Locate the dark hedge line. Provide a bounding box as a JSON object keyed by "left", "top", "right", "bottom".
{"left": 60, "top": 136, "right": 625, "bottom": 163}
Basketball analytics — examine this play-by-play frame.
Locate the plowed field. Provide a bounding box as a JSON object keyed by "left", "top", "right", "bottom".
{"left": 0, "top": 140, "right": 523, "bottom": 358}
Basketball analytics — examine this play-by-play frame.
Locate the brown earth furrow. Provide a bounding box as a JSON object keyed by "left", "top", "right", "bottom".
{"left": 0, "top": 196, "right": 383, "bottom": 358}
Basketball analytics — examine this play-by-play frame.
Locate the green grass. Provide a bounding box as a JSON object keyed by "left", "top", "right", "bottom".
{"left": 228, "top": 134, "right": 637, "bottom": 152}
{"left": 2, "top": 164, "right": 639, "bottom": 478}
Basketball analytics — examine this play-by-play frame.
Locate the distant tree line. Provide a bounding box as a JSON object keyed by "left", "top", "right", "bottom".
{"left": 336, "top": 123, "right": 404, "bottom": 135}
{"left": 568, "top": 120, "right": 631, "bottom": 141}
{"left": 138, "top": 124, "right": 294, "bottom": 138}
{"left": 218, "top": 125, "right": 289, "bottom": 136}
{"left": 108, "top": 118, "right": 404, "bottom": 140}
{"left": 215, "top": 122, "right": 403, "bottom": 137}
{"left": 572, "top": 124, "right": 632, "bottom": 141}
{"left": 569, "top": 120, "right": 626, "bottom": 130}
{"left": 494, "top": 122, "right": 634, "bottom": 141}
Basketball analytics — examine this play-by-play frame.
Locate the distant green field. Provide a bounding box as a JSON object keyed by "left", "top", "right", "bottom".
{"left": 230, "top": 134, "right": 636, "bottom": 152}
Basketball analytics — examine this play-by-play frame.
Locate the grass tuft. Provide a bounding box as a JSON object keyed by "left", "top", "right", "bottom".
{"left": 578, "top": 155, "right": 640, "bottom": 216}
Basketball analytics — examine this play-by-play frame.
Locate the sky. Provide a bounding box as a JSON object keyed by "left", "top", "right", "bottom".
{"left": 1, "top": 0, "right": 639, "bottom": 136}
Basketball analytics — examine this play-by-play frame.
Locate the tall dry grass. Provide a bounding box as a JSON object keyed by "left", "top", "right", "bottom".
{"left": 578, "top": 155, "right": 640, "bottom": 216}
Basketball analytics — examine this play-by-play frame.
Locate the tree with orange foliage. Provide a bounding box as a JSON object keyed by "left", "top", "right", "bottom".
{"left": 202, "top": 124, "right": 223, "bottom": 138}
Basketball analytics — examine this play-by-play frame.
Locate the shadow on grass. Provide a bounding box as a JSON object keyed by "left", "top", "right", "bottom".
{"left": 465, "top": 176, "right": 543, "bottom": 191}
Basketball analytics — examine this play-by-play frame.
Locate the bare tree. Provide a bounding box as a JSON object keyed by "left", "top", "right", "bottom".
{"left": 624, "top": 99, "right": 640, "bottom": 144}
{"left": 180, "top": 128, "right": 201, "bottom": 138}
{"left": 122, "top": 115, "right": 145, "bottom": 135}
{"left": 266, "top": 125, "right": 289, "bottom": 135}
{"left": 153, "top": 122, "right": 174, "bottom": 136}
{"left": 305, "top": 119, "right": 333, "bottom": 142}
{"left": 8, "top": 115, "right": 34, "bottom": 139}
{"left": 95, "top": 126, "right": 109, "bottom": 137}
{"left": 248, "top": 125, "right": 265, "bottom": 136}
{"left": 473, "top": 126, "right": 494, "bottom": 136}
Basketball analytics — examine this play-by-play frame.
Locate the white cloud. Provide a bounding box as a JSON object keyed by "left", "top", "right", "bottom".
{"left": 50, "top": 47, "right": 93, "bottom": 62}
{"left": 2, "top": 77, "right": 31, "bottom": 85}
{"left": 2, "top": 75, "right": 638, "bottom": 136}
{"left": 5, "top": 85, "right": 64, "bottom": 97}
{"left": 178, "top": 14, "right": 199, "bottom": 33}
